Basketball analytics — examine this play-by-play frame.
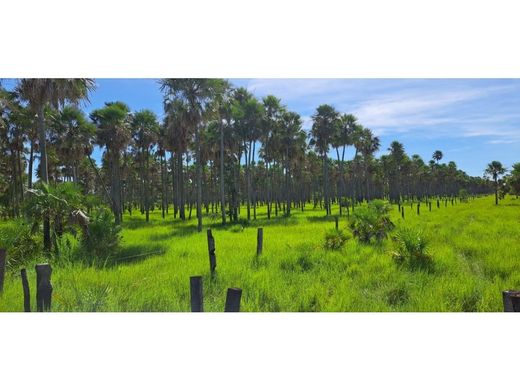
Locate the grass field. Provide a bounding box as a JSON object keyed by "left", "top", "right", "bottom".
{"left": 0, "top": 195, "right": 519, "bottom": 312}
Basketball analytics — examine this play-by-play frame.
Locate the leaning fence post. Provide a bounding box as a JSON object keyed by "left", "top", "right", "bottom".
{"left": 207, "top": 229, "right": 216, "bottom": 275}
{"left": 190, "top": 276, "right": 203, "bottom": 312}
{"left": 224, "top": 288, "right": 242, "bottom": 312}
{"left": 0, "top": 248, "right": 6, "bottom": 293}
{"left": 35, "top": 264, "right": 52, "bottom": 312}
{"left": 257, "top": 228, "right": 263, "bottom": 256}
{"left": 502, "top": 290, "right": 520, "bottom": 312}
{"left": 21, "top": 268, "right": 31, "bottom": 312}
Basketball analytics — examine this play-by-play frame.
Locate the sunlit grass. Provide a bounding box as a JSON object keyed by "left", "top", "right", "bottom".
{"left": 0, "top": 195, "right": 519, "bottom": 312}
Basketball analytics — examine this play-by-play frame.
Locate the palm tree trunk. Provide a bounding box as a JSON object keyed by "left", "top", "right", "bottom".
{"left": 28, "top": 140, "right": 34, "bottom": 189}
{"left": 196, "top": 129, "right": 203, "bottom": 232}
{"left": 219, "top": 122, "right": 226, "bottom": 225}
{"left": 37, "top": 105, "right": 52, "bottom": 252}
{"left": 178, "top": 152, "right": 185, "bottom": 220}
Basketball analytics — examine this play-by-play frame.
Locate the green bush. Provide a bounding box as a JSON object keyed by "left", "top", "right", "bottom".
{"left": 81, "top": 207, "right": 121, "bottom": 259}
{"left": 323, "top": 229, "right": 349, "bottom": 250}
{"left": 391, "top": 227, "right": 433, "bottom": 270}
{"left": 349, "top": 200, "right": 394, "bottom": 243}
{"left": 0, "top": 220, "right": 42, "bottom": 271}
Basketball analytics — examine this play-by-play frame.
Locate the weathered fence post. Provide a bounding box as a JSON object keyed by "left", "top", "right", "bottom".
{"left": 437, "top": 199, "right": 440, "bottom": 208}
{"left": 224, "top": 288, "right": 242, "bottom": 312}
{"left": 0, "top": 248, "right": 6, "bottom": 293}
{"left": 417, "top": 203, "right": 420, "bottom": 215}
{"left": 190, "top": 276, "right": 203, "bottom": 312}
{"left": 21, "top": 269, "right": 30, "bottom": 312}
{"left": 401, "top": 207, "right": 405, "bottom": 219}
{"left": 334, "top": 216, "right": 339, "bottom": 231}
{"left": 207, "top": 229, "right": 216, "bottom": 275}
{"left": 502, "top": 290, "right": 520, "bottom": 312}
{"left": 257, "top": 228, "right": 263, "bottom": 256}
{"left": 429, "top": 202, "right": 432, "bottom": 212}
{"left": 35, "top": 264, "right": 52, "bottom": 312}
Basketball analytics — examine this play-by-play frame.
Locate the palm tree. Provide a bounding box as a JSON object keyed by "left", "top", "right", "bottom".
{"left": 160, "top": 78, "right": 226, "bottom": 232}
{"left": 15, "top": 78, "right": 95, "bottom": 252}
{"left": 49, "top": 106, "right": 96, "bottom": 183}
{"left": 260, "top": 95, "right": 284, "bottom": 219}
{"left": 231, "top": 87, "right": 263, "bottom": 221}
{"left": 311, "top": 104, "right": 339, "bottom": 215}
{"left": 484, "top": 161, "right": 506, "bottom": 205}
{"left": 90, "top": 101, "right": 132, "bottom": 224}
{"left": 278, "top": 110, "right": 305, "bottom": 216}
{"left": 358, "top": 128, "right": 380, "bottom": 200}
{"left": 131, "top": 109, "right": 159, "bottom": 222}
{"left": 432, "top": 150, "right": 443, "bottom": 163}
{"left": 333, "top": 113, "right": 357, "bottom": 204}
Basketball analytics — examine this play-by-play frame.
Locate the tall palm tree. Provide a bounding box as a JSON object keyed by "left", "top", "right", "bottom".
{"left": 310, "top": 104, "right": 339, "bottom": 215}
{"left": 90, "top": 101, "right": 131, "bottom": 224}
{"left": 160, "top": 78, "right": 226, "bottom": 232}
{"left": 358, "top": 128, "right": 380, "bottom": 200}
{"left": 333, "top": 113, "right": 357, "bottom": 203}
{"left": 49, "top": 105, "right": 96, "bottom": 183}
{"left": 260, "top": 95, "right": 284, "bottom": 219}
{"left": 231, "top": 87, "right": 263, "bottom": 221}
{"left": 131, "top": 109, "right": 159, "bottom": 222}
{"left": 279, "top": 110, "right": 305, "bottom": 216}
{"left": 484, "top": 160, "right": 506, "bottom": 205}
{"left": 16, "top": 78, "right": 95, "bottom": 252}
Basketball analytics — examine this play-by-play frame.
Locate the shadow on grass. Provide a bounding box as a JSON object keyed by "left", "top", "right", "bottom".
{"left": 97, "top": 243, "right": 168, "bottom": 268}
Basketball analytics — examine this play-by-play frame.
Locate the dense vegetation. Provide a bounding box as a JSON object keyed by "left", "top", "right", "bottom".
{"left": 0, "top": 78, "right": 519, "bottom": 312}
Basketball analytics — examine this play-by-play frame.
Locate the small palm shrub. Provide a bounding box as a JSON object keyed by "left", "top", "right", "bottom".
{"left": 0, "top": 220, "right": 42, "bottom": 271}
{"left": 458, "top": 189, "right": 469, "bottom": 202}
{"left": 349, "top": 200, "right": 394, "bottom": 243}
{"left": 81, "top": 207, "right": 121, "bottom": 259}
{"left": 391, "top": 227, "right": 433, "bottom": 270}
{"left": 323, "top": 229, "right": 349, "bottom": 250}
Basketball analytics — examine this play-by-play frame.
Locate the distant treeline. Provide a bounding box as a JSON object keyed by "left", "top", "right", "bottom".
{"left": 0, "top": 79, "right": 508, "bottom": 230}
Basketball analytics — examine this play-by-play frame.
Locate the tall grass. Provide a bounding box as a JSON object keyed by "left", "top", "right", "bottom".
{"left": 0, "top": 195, "right": 518, "bottom": 312}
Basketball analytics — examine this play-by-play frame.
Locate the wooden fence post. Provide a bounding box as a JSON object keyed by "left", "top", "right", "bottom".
{"left": 334, "top": 216, "right": 339, "bottom": 231}
{"left": 21, "top": 269, "right": 30, "bottom": 312}
{"left": 401, "top": 207, "right": 405, "bottom": 219}
{"left": 224, "top": 288, "right": 242, "bottom": 312}
{"left": 502, "top": 290, "right": 520, "bottom": 312}
{"left": 417, "top": 203, "right": 420, "bottom": 215}
{"left": 437, "top": 199, "right": 440, "bottom": 208}
{"left": 190, "top": 276, "right": 203, "bottom": 312}
{"left": 35, "top": 264, "right": 52, "bottom": 312}
{"left": 429, "top": 202, "right": 432, "bottom": 212}
{"left": 207, "top": 229, "right": 216, "bottom": 275}
{"left": 257, "top": 228, "right": 263, "bottom": 256}
{"left": 0, "top": 248, "right": 6, "bottom": 293}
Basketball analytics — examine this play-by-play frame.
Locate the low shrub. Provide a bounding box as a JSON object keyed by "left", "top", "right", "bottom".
{"left": 81, "top": 207, "right": 121, "bottom": 259}
{"left": 349, "top": 199, "right": 394, "bottom": 243}
{"left": 323, "top": 229, "right": 349, "bottom": 250}
{"left": 391, "top": 227, "right": 433, "bottom": 271}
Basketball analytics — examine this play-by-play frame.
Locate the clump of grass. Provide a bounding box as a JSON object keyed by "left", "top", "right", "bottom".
{"left": 391, "top": 227, "right": 433, "bottom": 271}
{"left": 350, "top": 199, "right": 394, "bottom": 243}
{"left": 229, "top": 224, "right": 245, "bottom": 233}
{"left": 323, "top": 229, "right": 349, "bottom": 250}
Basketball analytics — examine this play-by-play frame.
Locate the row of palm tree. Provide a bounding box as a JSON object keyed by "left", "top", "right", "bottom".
{"left": 0, "top": 79, "right": 504, "bottom": 242}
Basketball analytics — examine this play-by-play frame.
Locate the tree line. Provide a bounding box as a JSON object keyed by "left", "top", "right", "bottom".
{"left": 0, "top": 79, "right": 513, "bottom": 238}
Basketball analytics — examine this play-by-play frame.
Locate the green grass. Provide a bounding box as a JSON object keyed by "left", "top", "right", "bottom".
{"left": 0, "top": 195, "right": 519, "bottom": 312}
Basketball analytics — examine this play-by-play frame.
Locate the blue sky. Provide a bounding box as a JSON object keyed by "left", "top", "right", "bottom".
{"left": 4, "top": 78, "right": 520, "bottom": 177}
